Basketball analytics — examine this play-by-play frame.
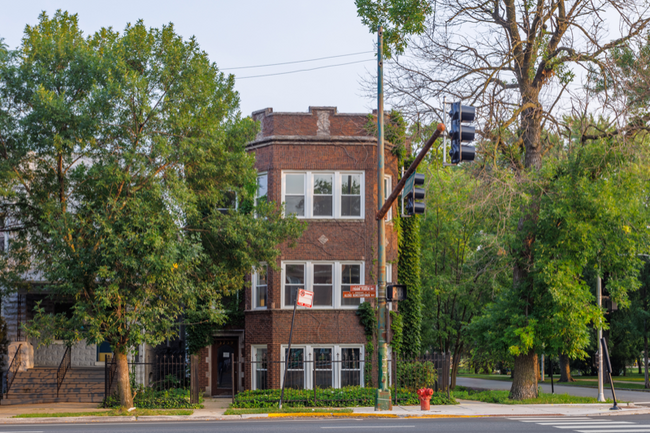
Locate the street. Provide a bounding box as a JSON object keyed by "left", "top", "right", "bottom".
{"left": 2, "top": 415, "right": 650, "bottom": 433}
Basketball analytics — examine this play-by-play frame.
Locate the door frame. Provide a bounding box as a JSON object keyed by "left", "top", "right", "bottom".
{"left": 211, "top": 336, "right": 241, "bottom": 396}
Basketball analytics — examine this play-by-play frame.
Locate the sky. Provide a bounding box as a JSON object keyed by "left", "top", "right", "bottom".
{"left": 0, "top": 0, "right": 378, "bottom": 117}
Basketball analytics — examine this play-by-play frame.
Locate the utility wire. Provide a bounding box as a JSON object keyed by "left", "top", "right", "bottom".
{"left": 236, "top": 59, "right": 373, "bottom": 79}
{"left": 222, "top": 51, "right": 373, "bottom": 70}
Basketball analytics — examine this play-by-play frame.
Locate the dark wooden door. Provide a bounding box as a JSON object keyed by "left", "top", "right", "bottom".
{"left": 211, "top": 339, "right": 238, "bottom": 396}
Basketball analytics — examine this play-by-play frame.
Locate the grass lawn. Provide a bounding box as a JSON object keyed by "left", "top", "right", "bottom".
{"left": 224, "top": 407, "right": 353, "bottom": 415}
{"left": 458, "top": 373, "right": 649, "bottom": 390}
{"left": 14, "top": 409, "right": 193, "bottom": 418}
{"left": 452, "top": 387, "right": 613, "bottom": 405}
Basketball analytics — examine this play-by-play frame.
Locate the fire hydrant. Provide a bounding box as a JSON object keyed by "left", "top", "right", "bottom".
{"left": 417, "top": 388, "right": 433, "bottom": 411}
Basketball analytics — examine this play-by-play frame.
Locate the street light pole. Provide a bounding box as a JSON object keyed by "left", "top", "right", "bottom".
{"left": 597, "top": 274, "right": 606, "bottom": 402}
{"left": 375, "top": 25, "right": 391, "bottom": 411}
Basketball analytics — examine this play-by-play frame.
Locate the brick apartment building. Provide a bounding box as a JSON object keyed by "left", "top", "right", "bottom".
{"left": 199, "top": 106, "right": 399, "bottom": 396}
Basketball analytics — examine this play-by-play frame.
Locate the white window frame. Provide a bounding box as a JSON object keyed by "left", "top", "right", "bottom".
{"left": 251, "top": 345, "right": 268, "bottom": 390}
{"left": 276, "top": 344, "right": 365, "bottom": 390}
{"left": 256, "top": 172, "right": 268, "bottom": 205}
{"left": 281, "top": 261, "right": 365, "bottom": 309}
{"left": 281, "top": 171, "right": 365, "bottom": 219}
{"left": 384, "top": 175, "right": 392, "bottom": 221}
{"left": 217, "top": 191, "right": 238, "bottom": 213}
{"left": 251, "top": 264, "right": 268, "bottom": 310}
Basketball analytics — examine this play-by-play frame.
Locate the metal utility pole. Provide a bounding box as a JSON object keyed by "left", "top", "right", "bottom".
{"left": 541, "top": 354, "right": 544, "bottom": 382}
{"left": 375, "top": 25, "right": 391, "bottom": 411}
{"left": 597, "top": 274, "right": 606, "bottom": 402}
{"left": 442, "top": 96, "right": 447, "bottom": 165}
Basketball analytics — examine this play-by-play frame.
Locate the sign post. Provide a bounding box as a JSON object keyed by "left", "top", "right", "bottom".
{"left": 279, "top": 289, "right": 313, "bottom": 409}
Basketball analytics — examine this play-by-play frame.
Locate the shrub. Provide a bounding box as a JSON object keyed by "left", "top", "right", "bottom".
{"left": 231, "top": 386, "right": 455, "bottom": 408}
{"left": 396, "top": 361, "right": 437, "bottom": 392}
{"left": 103, "top": 387, "right": 202, "bottom": 409}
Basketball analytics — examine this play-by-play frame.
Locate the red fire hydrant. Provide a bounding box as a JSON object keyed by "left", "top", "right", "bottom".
{"left": 417, "top": 388, "right": 433, "bottom": 411}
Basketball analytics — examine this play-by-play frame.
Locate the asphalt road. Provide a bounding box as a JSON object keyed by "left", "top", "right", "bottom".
{"left": 456, "top": 377, "right": 650, "bottom": 403}
{"left": 2, "top": 415, "right": 650, "bottom": 433}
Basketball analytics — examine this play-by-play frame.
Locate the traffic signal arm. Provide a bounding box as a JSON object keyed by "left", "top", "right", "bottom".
{"left": 375, "top": 123, "right": 445, "bottom": 221}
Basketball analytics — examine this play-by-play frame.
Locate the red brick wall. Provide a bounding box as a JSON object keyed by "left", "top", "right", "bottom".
{"left": 198, "top": 346, "right": 210, "bottom": 394}
{"left": 240, "top": 107, "right": 399, "bottom": 390}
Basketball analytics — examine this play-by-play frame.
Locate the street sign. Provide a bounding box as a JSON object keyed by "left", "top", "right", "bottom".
{"left": 350, "top": 285, "right": 376, "bottom": 292}
{"left": 297, "top": 289, "right": 314, "bottom": 308}
{"left": 343, "top": 292, "right": 376, "bottom": 298}
{"left": 403, "top": 172, "right": 416, "bottom": 197}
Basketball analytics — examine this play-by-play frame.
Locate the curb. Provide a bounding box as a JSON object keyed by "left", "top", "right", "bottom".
{"left": 1, "top": 407, "right": 649, "bottom": 424}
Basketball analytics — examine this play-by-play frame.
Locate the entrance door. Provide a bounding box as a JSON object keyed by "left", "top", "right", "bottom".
{"left": 211, "top": 339, "right": 238, "bottom": 396}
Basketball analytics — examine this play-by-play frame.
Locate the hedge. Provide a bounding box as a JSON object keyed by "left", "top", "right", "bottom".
{"left": 231, "top": 386, "right": 456, "bottom": 408}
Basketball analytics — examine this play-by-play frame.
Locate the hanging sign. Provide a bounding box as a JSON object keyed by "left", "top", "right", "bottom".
{"left": 350, "top": 285, "right": 376, "bottom": 292}
{"left": 297, "top": 289, "right": 314, "bottom": 308}
{"left": 343, "top": 291, "right": 376, "bottom": 298}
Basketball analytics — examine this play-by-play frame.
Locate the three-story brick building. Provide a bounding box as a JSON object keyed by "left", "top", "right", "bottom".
{"left": 200, "top": 106, "right": 399, "bottom": 396}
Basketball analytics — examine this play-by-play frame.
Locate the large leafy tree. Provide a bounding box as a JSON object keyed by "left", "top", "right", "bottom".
{"left": 357, "top": 0, "right": 650, "bottom": 398}
{"left": 0, "top": 11, "right": 302, "bottom": 408}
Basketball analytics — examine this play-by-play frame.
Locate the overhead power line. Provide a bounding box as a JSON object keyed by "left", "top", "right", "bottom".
{"left": 222, "top": 51, "right": 373, "bottom": 70}
{"left": 236, "top": 59, "right": 374, "bottom": 79}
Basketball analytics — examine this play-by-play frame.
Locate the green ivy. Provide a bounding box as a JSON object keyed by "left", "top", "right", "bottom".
{"left": 389, "top": 310, "right": 403, "bottom": 356}
{"left": 356, "top": 301, "right": 376, "bottom": 387}
{"left": 364, "top": 110, "right": 407, "bottom": 160}
{"left": 185, "top": 309, "right": 224, "bottom": 355}
{"left": 398, "top": 212, "right": 422, "bottom": 356}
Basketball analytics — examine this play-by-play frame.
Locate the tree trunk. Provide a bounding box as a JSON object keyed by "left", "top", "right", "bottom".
{"left": 645, "top": 330, "right": 649, "bottom": 389}
{"left": 559, "top": 354, "right": 575, "bottom": 382}
{"left": 115, "top": 350, "right": 133, "bottom": 408}
{"left": 451, "top": 351, "right": 461, "bottom": 389}
{"left": 638, "top": 357, "right": 642, "bottom": 375}
{"left": 509, "top": 351, "right": 538, "bottom": 400}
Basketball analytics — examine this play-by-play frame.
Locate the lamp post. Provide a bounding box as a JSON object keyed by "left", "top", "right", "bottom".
{"left": 597, "top": 274, "right": 606, "bottom": 402}
{"left": 375, "top": 24, "right": 391, "bottom": 411}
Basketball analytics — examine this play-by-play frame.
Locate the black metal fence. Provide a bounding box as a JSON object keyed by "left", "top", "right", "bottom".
{"left": 232, "top": 352, "right": 451, "bottom": 406}
{"left": 104, "top": 354, "right": 189, "bottom": 399}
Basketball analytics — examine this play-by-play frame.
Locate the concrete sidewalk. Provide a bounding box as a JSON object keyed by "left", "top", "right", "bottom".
{"left": 0, "top": 399, "right": 649, "bottom": 424}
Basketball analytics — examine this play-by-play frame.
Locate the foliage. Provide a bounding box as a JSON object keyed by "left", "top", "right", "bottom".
{"left": 356, "top": 0, "right": 650, "bottom": 400}
{"left": 451, "top": 387, "right": 611, "bottom": 405}
{"left": 357, "top": 301, "right": 376, "bottom": 386}
{"left": 0, "top": 11, "right": 303, "bottom": 408}
{"left": 398, "top": 202, "right": 422, "bottom": 356}
{"left": 364, "top": 110, "right": 408, "bottom": 159}
{"left": 103, "top": 387, "right": 202, "bottom": 409}
{"left": 389, "top": 310, "right": 403, "bottom": 356}
{"left": 354, "top": 0, "right": 431, "bottom": 59}
{"left": 396, "top": 360, "right": 437, "bottom": 392}
{"left": 231, "top": 386, "right": 455, "bottom": 408}
{"left": 185, "top": 309, "right": 224, "bottom": 355}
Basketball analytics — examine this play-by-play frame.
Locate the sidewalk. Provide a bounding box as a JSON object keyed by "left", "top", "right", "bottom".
{"left": 0, "top": 399, "right": 649, "bottom": 424}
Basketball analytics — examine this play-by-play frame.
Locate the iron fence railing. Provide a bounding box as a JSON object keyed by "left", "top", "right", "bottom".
{"left": 56, "top": 345, "right": 71, "bottom": 397}
{"left": 231, "top": 353, "right": 452, "bottom": 406}
{"left": 104, "top": 354, "right": 189, "bottom": 400}
{"left": 5, "top": 343, "right": 22, "bottom": 397}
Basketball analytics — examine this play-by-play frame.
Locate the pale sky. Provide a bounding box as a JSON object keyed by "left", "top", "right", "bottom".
{"left": 0, "top": 0, "right": 378, "bottom": 118}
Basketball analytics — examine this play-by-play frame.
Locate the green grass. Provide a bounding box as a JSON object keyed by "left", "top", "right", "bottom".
{"left": 224, "top": 407, "right": 354, "bottom": 415}
{"left": 458, "top": 373, "right": 650, "bottom": 389}
{"left": 452, "top": 387, "right": 613, "bottom": 405}
{"left": 14, "top": 409, "right": 193, "bottom": 418}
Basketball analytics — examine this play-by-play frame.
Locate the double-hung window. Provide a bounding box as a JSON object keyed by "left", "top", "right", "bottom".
{"left": 253, "top": 347, "right": 268, "bottom": 390}
{"left": 341, "top": 348, "right": 362, "bottom": 387}
{"left": 312, "top": 264, "right": 333, "bottom": 307}
{"left": 341, "top": 263, "right": 362, "bottom": 307}
{"left": 257, "top": 173, "right": 268, "bottom": 204}
{"left": 384, "top": 175, "right": 392, "bottom": 221}
{"left": 340, "top": 173, "right": 362, "bottom": 217}
{"left": 282, "top": 171, "right": 364, "bottom": 218}
{"left": 253, "top": 264, "right": 268, "bottom": 309}
{"left": 285, "top": 174, "right": 305, "bottom": 216}
{"left": 284, "top": 263, "right": 305, "bottom": 306}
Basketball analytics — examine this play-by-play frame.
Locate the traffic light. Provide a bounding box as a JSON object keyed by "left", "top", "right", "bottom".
{"left": 386, "top": 284, "right": 407, "bottom": 302}
{"left": 403, "top": 172, "right": 425, "bottom": 215}
{"left": 449, "top": 102, "right": 476, "bottom": 164}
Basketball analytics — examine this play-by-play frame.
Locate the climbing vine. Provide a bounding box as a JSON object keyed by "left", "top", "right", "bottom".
{"left": 389, "top": 310, "right": 403, "bottom": 356}
{"left": 357, "top": 301, "right": 377, "bottom": 387}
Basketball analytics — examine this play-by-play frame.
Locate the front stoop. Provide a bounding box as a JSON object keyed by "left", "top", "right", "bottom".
{"left": 2, "top": 367, "right": 105, "bottom": 405}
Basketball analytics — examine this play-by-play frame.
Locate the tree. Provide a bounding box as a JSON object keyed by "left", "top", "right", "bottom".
{"left": 418, "top": 154, "right": 512, "bottom": 387}
{"left": 357, "top": 0, "right": 650, "bottom": 399}
{"left": 0, "top": 12, "right": 302, "bottom": 408}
